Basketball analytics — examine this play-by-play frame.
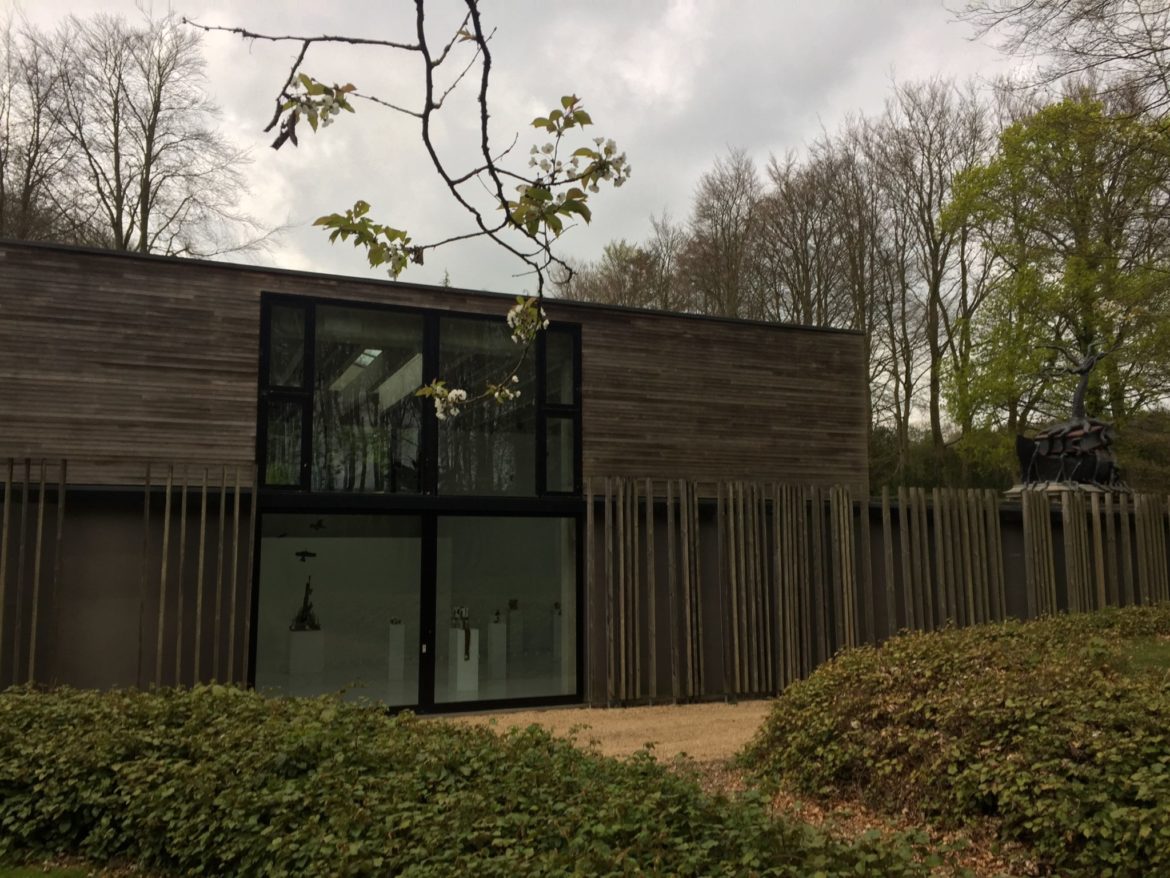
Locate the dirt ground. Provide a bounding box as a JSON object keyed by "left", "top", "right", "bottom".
{"left": 445, "top": 699, "right": 773, "bottom": 761}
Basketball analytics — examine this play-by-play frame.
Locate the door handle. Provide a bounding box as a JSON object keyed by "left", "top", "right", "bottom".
{"left": 421, "top": 643, "right": 427, "bottom": 654}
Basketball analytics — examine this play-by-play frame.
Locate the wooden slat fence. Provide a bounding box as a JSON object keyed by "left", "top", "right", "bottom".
{"left": 587, "top": 479, "right": 1170, "bottom": 705}
{"left": 0, "top": 457, "right": 254, "bottom": 689}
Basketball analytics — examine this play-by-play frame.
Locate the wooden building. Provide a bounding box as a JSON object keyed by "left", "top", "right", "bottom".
{"left": 0, "top": 240, "right": 867, "bottom": 709}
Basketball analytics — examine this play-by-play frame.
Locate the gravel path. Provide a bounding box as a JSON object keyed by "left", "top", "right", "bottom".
{"left": 446, "top": 699, "right": 773, "bottom": 760}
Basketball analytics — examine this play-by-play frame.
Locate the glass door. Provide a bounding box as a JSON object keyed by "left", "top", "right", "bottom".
{"left": 253, "top": 513, "right": 423, "bottom": 706}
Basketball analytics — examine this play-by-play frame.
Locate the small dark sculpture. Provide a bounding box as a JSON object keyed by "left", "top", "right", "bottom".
{"left": 1017, "top": 347, "right": 1122, "bottom": 488}
{"left": 452, "top": 606, "right": 471, "bottom": 661}
{"left": 295, "top": 549, "right": 317, "bottom": 563}
{"left": 290, "top": 577, "right": 321, "bottom": 631}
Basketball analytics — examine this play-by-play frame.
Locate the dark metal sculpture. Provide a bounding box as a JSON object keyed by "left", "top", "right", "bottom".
{"left": 1016, "top": 347, "right": 1122, "bottom": 487}
{"left": 290, "top": 576, "right": 322, "bottom": 631}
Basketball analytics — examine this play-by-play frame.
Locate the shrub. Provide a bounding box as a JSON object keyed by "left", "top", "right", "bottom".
{"left": 742, "top": 605, "right": 1170, "bottom": 877}
{"left": 0, "top": 686, "right": 928, "bottom": 877}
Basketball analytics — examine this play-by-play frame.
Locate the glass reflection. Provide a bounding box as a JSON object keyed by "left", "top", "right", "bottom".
{"left": 254, "top": 514, "right": 421, "bottom": 705}
{"left": 438, "top": 318, "right": 537, "bottom": 495}
{"left": 434, "top": 516, "right": 576, "bottom": 703}
{"left": 313, "top": 306, "right": 423, "bottom": 492}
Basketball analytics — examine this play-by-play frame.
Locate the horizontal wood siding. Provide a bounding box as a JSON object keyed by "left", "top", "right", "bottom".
{"left": 579, "top": 308, "right": 867, "bottom": 488}
{"left": 0, "top": 242, "right": 867, "bottom": 489}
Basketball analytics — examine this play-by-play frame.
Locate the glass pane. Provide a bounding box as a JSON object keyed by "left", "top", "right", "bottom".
{"left": 435, "top": 516, "right": 576, "bottom": 703}
{"left": 438, "top": 318, "right": 537, "bottom": 495}
{"left": 546, "top": 416, "right": 575, "bottom": 493}
{"left": 254, "top": 514, "right": 422, "bottom": 705}
{"left": 265, "top": 400, "right": 302, "bottom": 486}
{"left": 545, "top": 330, "right": 575, "bottom": 405}
{"left": 313, "top": 306, "right": 424, "bottom": 493}
{"left": 269, "top": 305, "right": 305, "bottom": 387}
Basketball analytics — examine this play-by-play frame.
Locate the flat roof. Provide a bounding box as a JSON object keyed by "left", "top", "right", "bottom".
{"left": 0, "top": 238, "right": 863, "bottom": 338}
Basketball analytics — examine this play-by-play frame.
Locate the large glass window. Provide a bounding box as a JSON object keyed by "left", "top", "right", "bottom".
{"left": 434, "top": 516, "right": 577, "bottom": 703}
{"left": 313, "top": 307, "right": 423, "bottom": 493}
{"left": 260, "top": 298, "right": 580, "bottom": 497}
{"left": 254, "top": 514, "right": 422, "bottom": 705}
{"left": 438, "top": 317, "right": 537, "bottom": 495}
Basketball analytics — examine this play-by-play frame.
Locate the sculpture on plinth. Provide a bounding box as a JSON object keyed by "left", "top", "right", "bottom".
{"left": 1015, "top": 346, "right": 1122, "bottom": 489}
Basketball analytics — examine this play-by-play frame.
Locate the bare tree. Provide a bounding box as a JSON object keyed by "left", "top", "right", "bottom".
{"left": 958, "top": 0, "right": 1170, "bottom": 114}
{"left": 681, "top": 148, "right": 763, "bottom": 319}
{"left": 0, "top": 20, "right": 74, "bottom": 242}
{"left": 37, "top": 13, "right": 268, "bottom": 255}
{"left": 870, "top": 79, "right": 992, "bottom": 471}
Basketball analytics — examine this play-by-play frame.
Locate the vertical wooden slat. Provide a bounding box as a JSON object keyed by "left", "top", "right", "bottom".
{"left": 604, "top": 478, "right": 615, "bottom": 704}
{"left": 193, "top": 468, "right": 209, "bottom": 685}
{"left": 666, "top": 479, "right": 679, "bottom": 700}
{"left": 829, "top": 486, "right": 844, "bottom": 652}
{"left": 174, "top": 468, "right": 189, "bottom": 686}
{"left": 26, "top": 461, "right": 47, "bottom": 683}
{"left": 645, "top": 478, "right": 656, "bottom": 702}
{"left": 1119, "top": 493, "right": 1134, "bottom": 606}
{"left": 0, "top": 459, "right": 11, "bottom": 683}
{"left": 881, "top": 487, "right": 895, "bottom": 636}
{"left": 724, "top": 482, "right": 740, "bottom": 694}
{"left": 760, "top": 485, "right": 775, "bottom": 690}
{"left": 137, "top": 462, "right": 152, "bottom": 688}
{"left": 810, "top": 486, "right": 827, "bottom": 662}
{"left": 632, "top": 479, "right": 641, "bottom": 700}
{"left": 932, "top": 488, "right": 947, "bottom": 627}
{"left": 227, "top": 467, "right": 242, "bottom": 683}
{"left": 1022, "top": 492, "right": 1036, "bottom": 619}
{"left": 1134, "top": 495, "right": 1149, "bottom": 606}
{"left": 617, "top": 478, "right": 627, "bottom": 701}
{"left": 1104, "top": 493, "right": 1118, "bottom": 606}
{"left": 12, "top": 460, "right": 31, "bottom": 682}
{"left": 212, "top": 466, "right": 227, "bottom": 682}
{"left": 916, "top": 488, "right": 933, "bottom": 630}
{"left": 585, "top": 479, "right": 596, "bottom": 705}
{"left": 984, "top": 490, "right": 1004, "bottom": 621}
{"left": 972, "top": 491, "right": 989, "bottom": 624}
{"left": 241, "top": 465, "right": 259, "bottom": 686}
{"left": 858, "top": 492, "right": 874, "bottom": 645}
{"left": 1043, "top": 493, "right": 1059, "bottom": 615}
{"left": 908, "top": 488, "right": 924, "bottom": 629}
{"left": 679, "top": 479, "right": 693, "bottom": 698}
{"left": 687, "top": 482, "right": 697, "bottom": 693}
{"left": 798, "top": 486, "right": 813, "bottom": 677}
{"left": 155, "top": 465, "right": 174, "bottom": 687}
{"left": 896, "top": 487, "right": 912, "bottom": 630}
{"left": 957, "top": 488, "right": 973, "bottom": 626}
{"left": 747, "top": 483, "right": 760, "bottom": 692}
{"left": 49, "top": 461, "right": 67, "bottom": 684}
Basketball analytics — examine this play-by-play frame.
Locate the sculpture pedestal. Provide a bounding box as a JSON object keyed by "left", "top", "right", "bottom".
{"left": 288, "top": 630, "right": 324, "bottom": 677}
{"left": 448, "top": 627, "right": 479, "bottom": 697}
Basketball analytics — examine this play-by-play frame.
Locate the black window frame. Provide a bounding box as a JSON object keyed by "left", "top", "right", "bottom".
{"left": 257, "top": 293, "right": 582, "bottom": 500}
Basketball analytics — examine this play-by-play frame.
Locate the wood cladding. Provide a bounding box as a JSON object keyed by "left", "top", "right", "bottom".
{"left": 0, "top": 242, "right": 868, "bottom": 489}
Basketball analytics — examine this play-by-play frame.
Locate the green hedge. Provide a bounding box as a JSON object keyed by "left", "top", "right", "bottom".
{"left": 0, "top": 687, "right": 929, "bottom": 877}
{"left": 743, "top": 605, "right": 1170, "bottom": 877}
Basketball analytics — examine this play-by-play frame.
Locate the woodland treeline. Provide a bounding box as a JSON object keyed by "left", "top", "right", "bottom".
{"left": 557, "top": 77, "right": 1170, "bottom": 491}
{"left": 0, "top": 13, "right": 264, "bottom": 256}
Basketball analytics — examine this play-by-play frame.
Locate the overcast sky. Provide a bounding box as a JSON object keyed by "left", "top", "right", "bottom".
{"left": 15, "top": 1, "right": 1016, "bottom": 294}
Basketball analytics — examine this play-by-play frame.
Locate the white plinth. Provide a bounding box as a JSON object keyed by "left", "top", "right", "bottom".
{"left": 387, "top": 624, "right": 405, "bottom": 681}
{"left": 507, "top": 611, "right": 524, "bottom": 660}
{"left": 488, "top": 622, "right": 507, "bottom": 677}
{"left": 448, "top": 627, "right": 480, "bottom": 696}
{"left": 288, "top": 630, "right": 324, "bottom": 676}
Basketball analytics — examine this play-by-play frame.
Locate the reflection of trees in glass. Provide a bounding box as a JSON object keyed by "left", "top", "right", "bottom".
{"left": 266, "top": 401, "right": 301, "bottom": 486}
{"left": 312, "top": 308, "right": 422, "bottom": 493}
{"left": 439, "top": 319, "right": 536, "bottom": 495}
